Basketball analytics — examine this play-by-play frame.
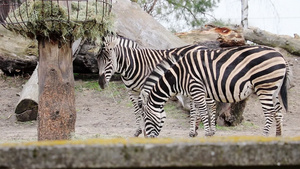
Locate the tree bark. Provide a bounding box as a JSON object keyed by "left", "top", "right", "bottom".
{"left": 241, "top": 0, "right": 248, "bottom": 28}
{"left": 216, "top": 101, "right": 246, "bottom": 126}
{"left": 37, "top": 39, "right": 76, "bottom": 141}
{"left": 243, "top": 27, "right": 300, "bottom": 56}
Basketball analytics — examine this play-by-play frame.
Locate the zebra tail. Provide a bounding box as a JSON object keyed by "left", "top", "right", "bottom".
{"left": 280, "top": 73, "right": 288, "bottom": 112}
{"left": 281, "top": 63, "right": 294, "bottom": 112}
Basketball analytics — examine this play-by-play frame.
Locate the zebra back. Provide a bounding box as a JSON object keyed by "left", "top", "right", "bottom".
{"left": 105, "top": 41, "right": 207, "bottom": 90}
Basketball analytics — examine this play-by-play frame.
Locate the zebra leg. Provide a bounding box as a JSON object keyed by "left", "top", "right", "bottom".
{"left": 275, "top": 111, "right": 283, "bottom": 136}
{"left": 260, "top": 97, "right": 275, "bottom": 136}
{"left": 129, "top": 91, "right": 143, "bottom": 137}
{"left": 189, "top": 101, "right": 198, "bottom": 137}
{"left": 261, "top": 107, "right": 275, "bottom": 136}
{"left": 191, "top": 90, "right": 212, "bottom": 136}
{"left": 274, "top": 98, "right": 283, "bottom": 136}
{"left": 259, "top": 92, "right": 283, "bottom": 136}
{"left": 206, "top": 98, "right": 216, "bottom": 135}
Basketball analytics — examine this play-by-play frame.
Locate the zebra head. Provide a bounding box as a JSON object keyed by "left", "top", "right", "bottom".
{"left": 97, "top": 35, "right": 139, "bottom": 89}
{"left": 139, "top": 88, "right": 167, "bottom": 138}
{"left": 141, "top": 103, "right": 165, "bottom": 138}
{"left": 97, "top": 35, "right": 121, "bottom": 89}
{"left": 139, "top": 91, "right": 159, "bottom": 138}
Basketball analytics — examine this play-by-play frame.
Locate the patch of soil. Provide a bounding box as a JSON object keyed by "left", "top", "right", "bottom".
{"left": 0, "top": 54, "right": 300, "bottom": 143}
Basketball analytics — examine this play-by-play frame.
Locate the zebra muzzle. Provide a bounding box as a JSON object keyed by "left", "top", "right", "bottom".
{"left": 98, "top": 74, "right": 107, "bottom": 89}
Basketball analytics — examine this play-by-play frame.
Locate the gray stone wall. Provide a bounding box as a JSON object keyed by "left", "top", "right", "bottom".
{"left": 1, "top": 137, "right": 300, "bottom": 168}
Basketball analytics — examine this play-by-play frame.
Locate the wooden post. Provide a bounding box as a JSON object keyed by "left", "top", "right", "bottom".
{"left": 37, "top": 39, "right": 76, "bottom": 140}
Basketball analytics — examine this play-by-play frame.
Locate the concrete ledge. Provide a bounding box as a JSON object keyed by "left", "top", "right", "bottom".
{"left": 1, "top": 136, "right": 300, "bottom": 168}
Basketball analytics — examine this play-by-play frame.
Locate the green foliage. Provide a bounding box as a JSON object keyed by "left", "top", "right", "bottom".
{"left": 133, "top": 0, "right": 219, "bottom": 31}
{"left": 6, "top": 0, "right": 114, "bottom": 44}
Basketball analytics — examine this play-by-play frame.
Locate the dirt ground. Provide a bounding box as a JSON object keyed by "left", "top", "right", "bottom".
{"left": 0, "top": 53, "right": 300, "bottom": 143}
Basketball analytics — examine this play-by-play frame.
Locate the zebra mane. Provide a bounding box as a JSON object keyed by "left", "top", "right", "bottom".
{"left": 103, "top": 34, "right": 140, "bottom": 49}
{"left": 115, "top": 35, "right": 140, "bottom": 48}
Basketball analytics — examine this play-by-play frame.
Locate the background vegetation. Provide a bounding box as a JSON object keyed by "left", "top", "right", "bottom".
{"left": 131, "top": 0, "right": 219, "bottom": 32}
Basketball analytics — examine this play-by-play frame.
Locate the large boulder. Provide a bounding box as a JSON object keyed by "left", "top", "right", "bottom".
{"left": 112, "top": 0, "right": 187, "bottom": 49}
{"left": 73, "top": 0, "right": 188, "bottom": 74}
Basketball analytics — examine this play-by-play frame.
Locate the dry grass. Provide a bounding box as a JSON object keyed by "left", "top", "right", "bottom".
{"left": 6, "top": 0, "right": 114, "bottom": 44}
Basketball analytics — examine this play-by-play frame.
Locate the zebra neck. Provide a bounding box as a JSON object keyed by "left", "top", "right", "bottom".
{"left": 114, "top": 48, "right": 128, "bottom": 75}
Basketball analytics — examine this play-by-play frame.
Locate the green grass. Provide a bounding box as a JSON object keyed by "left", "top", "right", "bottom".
{"left": 75, "top": 79, "right": 128, "bottom": 103}
{"left": 102, "top": 82, "right": 127, "bottom": 103}
{"left": 84, "top": 81, "right": 101, "bottom": 92}
{"left": 164, "top": 100, "right": 188, "bottom": 119}
{"left": 197, "top": 120, "right": 259, "bottom": 131}
{"left": 197, "top": 123, "right": 230, "bottom": 131}
{"left": 75, "top": 80, "right": 101, "bottom": 92}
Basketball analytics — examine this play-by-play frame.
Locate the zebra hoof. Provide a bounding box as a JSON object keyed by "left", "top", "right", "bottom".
{"left": 262, "top": 130, "right": 269, "bottom": 136}
{"left": 189, "top": 131, "right": 198, "bottom": 137}
{"left": 205, "top": 131, "right": 214, "bottom": 137}
{"left": 146, "top": 134, "right": 157, "bottom": 138}
{"left": 134, "top": 129, "right": 142, "bottom": 137}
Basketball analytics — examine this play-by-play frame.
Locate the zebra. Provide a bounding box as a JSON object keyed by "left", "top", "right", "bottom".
{"left": 139, "top": 45, "right": 290, "bottom": 138}
{"left": 97, "top": 34, "right": 208, "bottom": 137}
{"left": 97, "top": 35, "right": 140, "bottom": 89}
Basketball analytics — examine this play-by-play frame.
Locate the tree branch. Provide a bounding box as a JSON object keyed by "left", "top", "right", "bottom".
{"left": 146, "top": 0, "right": 158, "bottom": 14}
{"left": 167, "top": 1, "right": 201, "bottom": 25}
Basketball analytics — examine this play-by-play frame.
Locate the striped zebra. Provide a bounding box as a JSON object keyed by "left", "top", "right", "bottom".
{"left": 97, "top": 35, "right": 140, "bottom": 89}
{"left": 97, "top": 35, "right": 207, "bottom": 137}
{"left": 139, "top": 45, "right": 291, "bottom": 138}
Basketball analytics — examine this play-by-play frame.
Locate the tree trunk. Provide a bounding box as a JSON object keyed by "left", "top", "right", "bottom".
{"left": 15, "top": 64, "right": 38, "bottom": 122}
{"left": 241, "top": 0, "right": 248, "bottom": 28}
{"left": 216, "top": 101, "right": 246, "bottom": 126}
{"left": 243, "top": 27, "right": 300, "bottom": 56}
{"left": 37, "top": 39, "right": 76, "bottom": 141}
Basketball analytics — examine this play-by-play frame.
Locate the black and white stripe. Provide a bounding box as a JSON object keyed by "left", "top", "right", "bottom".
{"left": 140, "top": 45, "right": 290, "bottom": 137}
{"left": 97, "top": 35, "right": 207, "bottom": 137}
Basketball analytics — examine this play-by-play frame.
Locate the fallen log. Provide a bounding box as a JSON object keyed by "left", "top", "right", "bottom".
{"left": 243, "top": 27, "right": 300, "bottom": 56}
{"left": 0, "top": 27, "right": 38, "bottom": 75}
{"left": 15, "top": 64, "right": 38, "bottom": 122}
